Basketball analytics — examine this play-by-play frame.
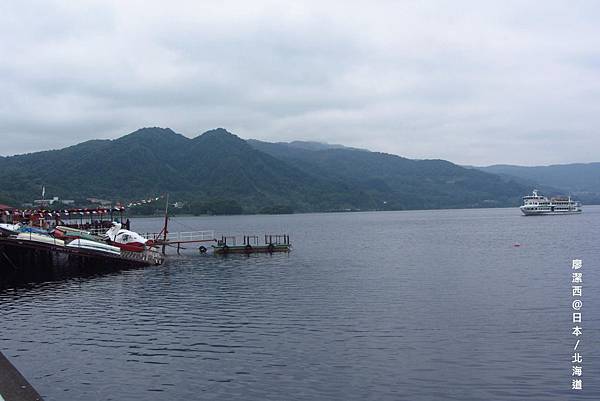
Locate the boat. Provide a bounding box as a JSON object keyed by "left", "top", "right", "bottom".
{"left": 16, "top": 232, "right": 65, "bottom": 246}
{"left": 104, "top": 223, "right": 148, "bottom": 252}
{"left": 520, "top": 190, "right": 582, "bottom": 215}
{"left": 52, "top": 226, "right": 104, "bottom": 242}
{"left": 0, "top": 223, "right": 20, "bottom": 237}
{"left": 66, "top": 238, "right": 122, "bottom": 255}
{"left": 18, "top": 226, "right": 50, "bottom": 235}
{"left": 1, "top": 205, "right": 165, "bottom": 289}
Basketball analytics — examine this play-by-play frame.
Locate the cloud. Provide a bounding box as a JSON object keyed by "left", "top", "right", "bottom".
{"left": 1, "top": 0, "right": 599, "bottom": 165}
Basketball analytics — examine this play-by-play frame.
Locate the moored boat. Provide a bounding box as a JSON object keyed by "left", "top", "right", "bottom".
{"left": 66, "top": 238, "right": 121, "bottom": 255}
{"left": 52, "top": 226, "right": 104, "bottom": 242}
{"left": 0, "top": 223, "right": 21, "bottom": 236}
{"left": 105, "top": 223, "right": 148, "bottom": 252}
{"left": 16, "top": 232, "right": 65, "bottom": 246}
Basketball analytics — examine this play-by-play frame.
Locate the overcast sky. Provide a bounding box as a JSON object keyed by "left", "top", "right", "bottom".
{"left": 1, "top": 1, "right": 599, "bottom": 165}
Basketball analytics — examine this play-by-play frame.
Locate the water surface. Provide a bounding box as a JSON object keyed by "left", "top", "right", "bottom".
{"left": 2, "top": 207, "right": 600, "bottom": 400}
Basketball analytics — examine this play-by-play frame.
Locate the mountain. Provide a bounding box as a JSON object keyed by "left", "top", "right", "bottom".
{"left": 275, "top": 140, "right": 365, "bottom": 152}
{"left": 248, "top": 140, "right": 527, "bottom": 210}
{"left": 478, "top": 163, "right": 600, "bottom": 204}
{"left": 0, "top": 127, "right": 529, "bottom": 213}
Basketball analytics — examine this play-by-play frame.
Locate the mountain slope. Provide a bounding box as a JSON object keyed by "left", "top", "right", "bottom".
{"left": 177, "top": 129, "right": 360, "bottom": 210}
{"left": 249, "top": 140, "right": 527, "bottom": 209}
{"left": 478, "top": 163, "right": 600, "bottom": 204}
{"left": 0, "top": 127, "right": 530, "bottom": 212}
{"left": 0, "top": 128, "right": 191, "bottom": 201}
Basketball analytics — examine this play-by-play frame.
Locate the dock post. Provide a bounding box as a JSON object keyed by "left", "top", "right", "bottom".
{"left": 0, "top": 352, "right": 44, "bottom": 401}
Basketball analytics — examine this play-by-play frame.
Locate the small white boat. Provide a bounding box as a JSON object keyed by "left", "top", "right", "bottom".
{"left": 17, "top": 232, "right": 65, "bottom": 246}
{"left": 67, "top": 238, "right": 121, "bottom": 255}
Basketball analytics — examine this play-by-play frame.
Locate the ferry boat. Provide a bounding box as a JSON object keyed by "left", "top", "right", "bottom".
{"left": 520, "top": 190, "right": 582, "bottom": 215}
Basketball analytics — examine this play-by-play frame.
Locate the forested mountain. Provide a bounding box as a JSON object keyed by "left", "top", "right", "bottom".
{"left": 478, "top": 163, "right": 600, "bottom": 204}
{"left": 0, "top": 127, "right": 530, "bottom": 213}
{"left": 248, "top": 139, "right": 526, "bottom": 209}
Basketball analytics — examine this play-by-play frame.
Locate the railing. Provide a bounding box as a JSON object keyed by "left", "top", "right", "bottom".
{"left": 57, "top": 227, "right": 216, "bottom": 243}
{"left": 142, "top": 230, "right": 215, "bottom": 243}
{"left": 87, "top": 228, "right": 107, "bottom": 236}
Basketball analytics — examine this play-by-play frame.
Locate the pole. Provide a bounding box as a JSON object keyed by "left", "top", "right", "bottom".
{"left": 162, "top": 194, "right": 169, "bottom": 255}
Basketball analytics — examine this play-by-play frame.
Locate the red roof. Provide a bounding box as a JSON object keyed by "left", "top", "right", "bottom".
{"left": 0, "top": 204, "right": 14, "bottom": 210}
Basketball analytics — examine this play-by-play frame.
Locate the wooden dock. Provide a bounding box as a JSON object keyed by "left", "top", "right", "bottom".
{"left": 0, "top": 352, "right": 44, "bottom": 401}
{"left": 212, "top": 234, "right": 292, "bottom": 255}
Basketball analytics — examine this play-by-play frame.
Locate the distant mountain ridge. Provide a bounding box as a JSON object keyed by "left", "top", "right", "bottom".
{"left": 0, "top": 127, "right": 531, "bottom": 213}
{"left": 477, "top": 163, "right": 600, "bottom": 204}
{"left": 269, "top": 140, "right": 367, "bottom": 152}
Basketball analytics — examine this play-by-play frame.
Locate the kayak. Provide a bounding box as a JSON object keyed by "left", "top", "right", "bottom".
{"left": 66, "top": 238, "right": 121, "bottom": 255}
{"left": 17, "top": 232, "right": 65, "bottom": 246}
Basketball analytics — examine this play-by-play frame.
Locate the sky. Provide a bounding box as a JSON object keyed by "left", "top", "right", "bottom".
{"left": 1, "top": 0, "right": 599, "bottom": 165}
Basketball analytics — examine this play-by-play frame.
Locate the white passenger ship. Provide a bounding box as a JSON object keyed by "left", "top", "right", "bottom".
{"left": 520, "top": 190, "right": 582, "bottom": 215}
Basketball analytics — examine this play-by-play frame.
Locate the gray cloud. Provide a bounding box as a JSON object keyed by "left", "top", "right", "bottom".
{"left": 1, "top": 0, "right": 599, "bottom": 165}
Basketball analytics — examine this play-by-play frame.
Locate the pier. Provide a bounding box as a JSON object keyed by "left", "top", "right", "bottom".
{"left": 0, "top": 236, "right": 162, "bottom": 288}
{"left": 140, "top": 230, "right": 215, "bottom": 254}
{"left": 0, "top": 352, "right": 44, "bottom": 401}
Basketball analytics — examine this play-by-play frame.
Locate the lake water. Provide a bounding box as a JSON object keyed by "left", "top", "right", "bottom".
{"left": 2, "top": 207, "right": 600, "bottom": 400}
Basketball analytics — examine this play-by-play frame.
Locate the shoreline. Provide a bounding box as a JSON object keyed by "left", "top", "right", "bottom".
{"left": 130, "top": 204, "right": 600, "bottom": 219}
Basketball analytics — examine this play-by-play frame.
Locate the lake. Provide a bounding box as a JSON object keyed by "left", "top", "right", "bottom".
{"left": 2, "top": 207, "right": 600, "bottom": 400}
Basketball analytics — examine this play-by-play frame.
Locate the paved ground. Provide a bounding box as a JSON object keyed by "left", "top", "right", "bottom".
{"left": 0, "top": 352, "right": 43, "bottom": 401}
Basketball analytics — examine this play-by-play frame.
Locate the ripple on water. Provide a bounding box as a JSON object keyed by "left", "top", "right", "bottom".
{"left": 2, "top": 209, "right": 600, "bottom": 400}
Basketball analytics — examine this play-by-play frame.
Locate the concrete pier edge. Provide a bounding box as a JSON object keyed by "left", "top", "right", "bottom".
{"left": 0, "top": 352, "right": 44, "bottom": 401}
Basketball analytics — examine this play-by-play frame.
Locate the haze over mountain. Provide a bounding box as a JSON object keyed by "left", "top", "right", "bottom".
{"left": 477, "top": 164, "right": 600, "bottom": 204}
{"left": 0, "top": 127, "right": 540, "bottom": 214}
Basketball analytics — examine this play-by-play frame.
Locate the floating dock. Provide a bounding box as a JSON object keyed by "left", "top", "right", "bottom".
{"left": 0, "top": 352, "right": 44, "bottom": 401}
{"left": 212, "top": 234, "right": 291, "bottom": 255}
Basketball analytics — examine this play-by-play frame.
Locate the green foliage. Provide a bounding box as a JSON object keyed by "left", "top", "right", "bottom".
{"left": 258, "top": 204, "right": 294, "bottom": 214}
{"left": 0, "top": 127, "right": 533, "bottom": 213}
{"left": 188, "top": 198, "right": 244, "bottom": 215}
{"left": 128, "top": 203, "right": 161, "bottom": 216}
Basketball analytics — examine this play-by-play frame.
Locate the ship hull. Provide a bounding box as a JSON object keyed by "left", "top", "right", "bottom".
{"left": 520, "top": 208, "right": 582, "bottom": 216}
